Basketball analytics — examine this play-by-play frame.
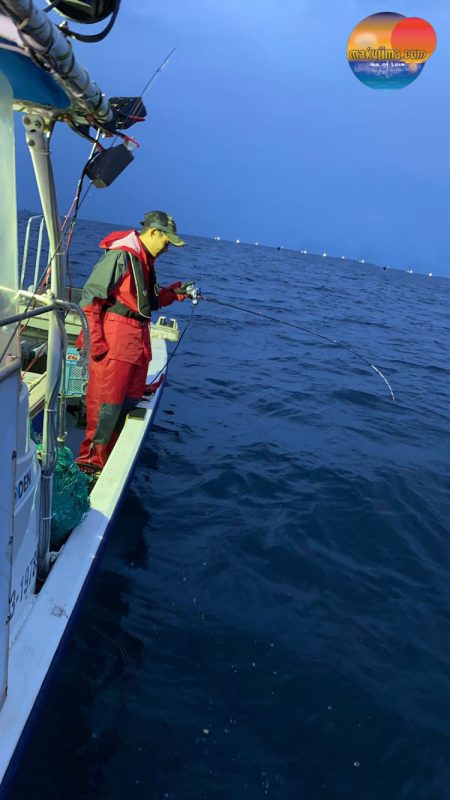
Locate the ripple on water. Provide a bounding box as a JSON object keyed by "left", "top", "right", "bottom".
{"left": 9, "top": 215, "right": 450, "bottom": 800}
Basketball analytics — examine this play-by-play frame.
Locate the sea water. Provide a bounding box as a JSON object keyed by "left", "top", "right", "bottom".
{"left": 8, "top": 215, "right": 450, "bottom": 800}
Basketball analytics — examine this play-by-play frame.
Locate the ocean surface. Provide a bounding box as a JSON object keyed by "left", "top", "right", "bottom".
{"left": 7, "top": 215, "right": 450, "bottom": 799}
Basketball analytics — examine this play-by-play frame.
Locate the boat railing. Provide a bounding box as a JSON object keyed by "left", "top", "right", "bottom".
{"left": 0, "top": 287, "right": 90, "bottom": 418}
{"left": 19, "top": 214, "right": 48, "bottom": 293}
{"left": 0, "top": 286, "right": 86, "bottom": 330}
{"left": 0, "top": 288, "right": 90, "bottom": 576}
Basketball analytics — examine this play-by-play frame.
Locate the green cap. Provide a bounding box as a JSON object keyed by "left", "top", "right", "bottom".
{"left": 140, "top": 210, "right": 185, "bottom": 247}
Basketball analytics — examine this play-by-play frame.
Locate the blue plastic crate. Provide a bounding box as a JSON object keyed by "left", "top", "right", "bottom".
{"left": 65, "top": 347, "right": 87, "bottom": 398}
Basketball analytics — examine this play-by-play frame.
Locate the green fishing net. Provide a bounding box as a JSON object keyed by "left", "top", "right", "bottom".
{"left": 35, "top": 442, "right": 91, "bottom": 548}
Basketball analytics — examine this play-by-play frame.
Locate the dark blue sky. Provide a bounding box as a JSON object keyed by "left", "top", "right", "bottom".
{"left": 15, "top": 1, "right": 450, "bottom": 274}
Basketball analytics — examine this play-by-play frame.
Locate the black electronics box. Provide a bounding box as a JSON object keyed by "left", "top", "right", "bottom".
{"left": 85, "top": 143, "right": 134, "bottom": 188}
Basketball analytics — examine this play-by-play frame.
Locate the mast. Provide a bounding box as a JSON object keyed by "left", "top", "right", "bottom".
{"left": 0, "top": 0, "right": 126, "bottom": 576}
{"left": 24, "top": 114, "right": 65, "bottom": 578}
{"left": 0, "top": 0, "right": 116, "bottom": 577}
{"left": 0, "top": 70, "right": 18, "bottom": 364}
{"left": 0, "top": 71, "right": 20, "bottom": 711}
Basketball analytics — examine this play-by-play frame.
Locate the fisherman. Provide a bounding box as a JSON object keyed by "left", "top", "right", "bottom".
{"left": 76, "top": 210, "right": 187, "bottom": 472}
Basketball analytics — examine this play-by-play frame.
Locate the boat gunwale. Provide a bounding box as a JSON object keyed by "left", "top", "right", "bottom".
{"left": 0, "top": 336, "right": 168, "bottom": 790}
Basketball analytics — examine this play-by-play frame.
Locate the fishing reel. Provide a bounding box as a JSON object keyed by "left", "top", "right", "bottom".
{"left": 181, "top": 283, "right": 200, "bottom": 305}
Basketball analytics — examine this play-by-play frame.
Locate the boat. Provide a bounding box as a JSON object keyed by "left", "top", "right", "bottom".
{"left": 0, "top": 0, "right": 187, "bottom": 789}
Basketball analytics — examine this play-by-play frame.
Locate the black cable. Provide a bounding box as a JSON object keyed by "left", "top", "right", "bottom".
{"left": 61, "top": 0, "right": 121, "bottom": 43}
{"left": 43, "top": 0, "right": 62, "bottom": 12}
{"left": 67, "top": 119, "right": 106, "bottom": 148}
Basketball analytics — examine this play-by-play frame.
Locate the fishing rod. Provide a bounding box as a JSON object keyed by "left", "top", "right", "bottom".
{"left": 138, "top": 47, "right": 177, "bottom": 101}
{"left": 0, "top": 35, "right": 178, "bottom": 360}
{"left": 76, "top": 48, "right": 178, "bottom": 213}
{"left": 188, "top": 290, "right": 396, "bottom": 402}
{"left": 46, "top": 49, "right": 179, "bottom": 296}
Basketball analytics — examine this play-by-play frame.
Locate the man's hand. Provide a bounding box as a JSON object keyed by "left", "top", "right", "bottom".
{"left": 174, "top": 281, "right": 195, "bottom": 301}
{"left": 143, "top": 375, "right": 165, "bottom": 396}
{"left": 92, "top": 350, "right": 108, "bottom": 362}
{"left": 170, "top": 281, "right": 189, "bottom": 301}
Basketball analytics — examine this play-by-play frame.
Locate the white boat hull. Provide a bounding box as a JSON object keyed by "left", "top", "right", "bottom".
{"left": 0, "top": 335, "right": 168, "bottom": 790}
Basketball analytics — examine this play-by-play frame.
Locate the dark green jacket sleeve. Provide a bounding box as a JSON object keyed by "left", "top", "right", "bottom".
{"left": 80, "top": 249, "right": 129, "bottom": 308}
{"left": 79, "top": 250, "right": 129, "bottom": 358}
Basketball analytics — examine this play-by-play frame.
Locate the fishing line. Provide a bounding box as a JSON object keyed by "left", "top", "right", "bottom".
{"left": 198, "top": 294, "right": 396, "bottom": 402}
{"left": 146, "top": 302, "right": 197, "bottom": 389}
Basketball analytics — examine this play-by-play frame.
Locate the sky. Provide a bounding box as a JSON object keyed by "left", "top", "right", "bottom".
{"left": 13, "top": 0, "right": 450, "bottom": 274}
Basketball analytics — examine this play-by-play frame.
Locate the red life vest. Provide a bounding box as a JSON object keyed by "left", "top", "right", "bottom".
{"left": 99, "top": 229, "right": 159, "bottom": 317}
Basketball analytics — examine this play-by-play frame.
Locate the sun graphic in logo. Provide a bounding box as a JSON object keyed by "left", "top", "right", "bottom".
{"left": 347, "top": 12, "right": 437, "bottom": 90}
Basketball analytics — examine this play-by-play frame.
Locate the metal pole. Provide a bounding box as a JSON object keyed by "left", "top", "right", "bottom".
{"left": 0, "top": 71, "right": 18, "bottom": 714}
{"left": 19, "top": 214, "right": 45, "bottom": 291}
{"left": 0, "top": 303, "right": 60, "bottom": 327}
{"left": 23, "top": 113, "right": 64, "bottom": 578}
{"left": 33, "top": 217, "right": 46, "bottom": 293}
{"left": 0, "top": 0, "right": 112, "bottom": 127}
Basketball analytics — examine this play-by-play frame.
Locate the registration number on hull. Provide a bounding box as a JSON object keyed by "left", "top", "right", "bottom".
{"left": 9, "top": 550, "right": 38, "bottom": 621}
